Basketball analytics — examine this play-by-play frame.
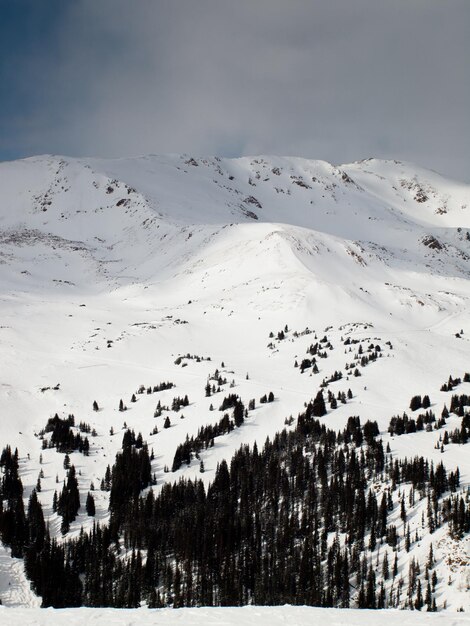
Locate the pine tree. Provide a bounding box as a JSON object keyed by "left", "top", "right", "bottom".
{"left": 312, "top": 390, "right": 326, "bottom": 417}
{"left": 409, "top": 395, "right": 422, "bottom": 411}
{"left": 104, "top": 464, "right": 111, "bottom": 490}
{"left": 378, "top": 582, "right": 386, "bottom": 609}
{"left": 400, "top": 496, "right": 406, "bottom": 524}
{"left": 365, "top": 566, "right": 376, "bottom": 608}
{"left": 27, "top": 489, "right": 45, "bottom": 549}
{"left": 427, "top": 544, "right": 434, "bottom": 568}
{"left": 57, "top": 465, "right": 80, "bottom": 534}
{"left": 405, "top": 525, "right": 411, "bottom": 552}
{"left": 369, "top": 524, "right": 376, "bottom": 551}
{"left": 382, "top": 551, "right": 389, "bottom": 580}
{"left": 86, "top": 492, "right": 95, "bottom": 516}
{"left": 415, "top": 579, "right": 423, "bottom": 610}
{"left": 425, "top": 581, "right": 432, "bottom": 611}
{"left": 233, "top": 402, "right": 244, "bottom": 428}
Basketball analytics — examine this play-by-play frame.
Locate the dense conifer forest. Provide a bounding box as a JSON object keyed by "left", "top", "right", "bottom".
{"left": 0, "top": 398, "right": 468, "bottom": 609}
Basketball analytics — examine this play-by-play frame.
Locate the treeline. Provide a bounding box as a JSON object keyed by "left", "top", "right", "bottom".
{"left": 16, "top": 400, "right": 467, "bottom": 610}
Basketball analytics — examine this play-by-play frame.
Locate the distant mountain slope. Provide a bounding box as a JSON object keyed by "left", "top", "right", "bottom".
{"left": 0, "top": 154, "right": 468, "bottom": 610}
{"left": 1, "top": 154, "right": 469, "bottom": 306}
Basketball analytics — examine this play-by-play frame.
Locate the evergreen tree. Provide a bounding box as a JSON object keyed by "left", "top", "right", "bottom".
{"left": 425, "top": 581, "right": 432, "bottom": 611}
{"left": 382, "top": 551, "right": 389, "bottom": 581}
{"left": 233, "top": 401, "right": 244, "bottom": 428}
{"left": 409, "top": 396, "right": 422, "bottom": 411}
{"left": 415, "top": 579, "right": 423, "bottom": 610}
{"left": 365, "top": 566, "right": 376, "bottom": 609}
{"left": 427, "top": 544, "right": 434, "bottom": 568}
{"left": 86, "top": 492, "right": 96, "bottom": 516}
{"left": 312, "top": 390, "right": 326, "bottom": 417}
{"left": 57, "top": 465, "right": 80, "bottom": 534}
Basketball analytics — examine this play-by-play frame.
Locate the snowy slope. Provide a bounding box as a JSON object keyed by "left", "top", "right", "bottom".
{"left": 0, "top": 154, "right": 469, "bottom": 610}
{"left": 0, "top": 605, "right": 469, "bottom": 626}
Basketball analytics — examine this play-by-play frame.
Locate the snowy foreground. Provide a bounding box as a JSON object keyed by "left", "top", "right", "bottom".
{"left": 0, "top": 606, "right": 469, "bottom": 626}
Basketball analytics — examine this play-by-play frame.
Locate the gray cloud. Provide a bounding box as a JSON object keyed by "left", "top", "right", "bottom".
{"left": 3, "top": 0, "right": 470, "bottom": 180}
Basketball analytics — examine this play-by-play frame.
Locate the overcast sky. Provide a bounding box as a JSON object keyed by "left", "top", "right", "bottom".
{"left": 1, "top": 1, "right": 469, "bottom": 180}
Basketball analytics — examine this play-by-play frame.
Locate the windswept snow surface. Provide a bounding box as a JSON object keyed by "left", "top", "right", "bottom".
{"left": 0, "top": 606, "right": 469, "bottom": 626}
{"left": 0, "top": 154, "right": 469, "bottom": 609}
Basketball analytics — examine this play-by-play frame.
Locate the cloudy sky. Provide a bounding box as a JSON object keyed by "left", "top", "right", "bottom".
{"left": 1, "top": 1, "right": 469, "bottom": 180}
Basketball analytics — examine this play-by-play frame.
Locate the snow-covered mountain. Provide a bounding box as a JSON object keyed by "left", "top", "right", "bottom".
{"left": 0, "top": 154, "right": 469, "bottom": 611}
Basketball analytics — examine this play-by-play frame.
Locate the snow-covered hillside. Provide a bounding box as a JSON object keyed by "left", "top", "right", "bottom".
{"left": 0, "top": 154, "right": 469, "bottom": 611}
